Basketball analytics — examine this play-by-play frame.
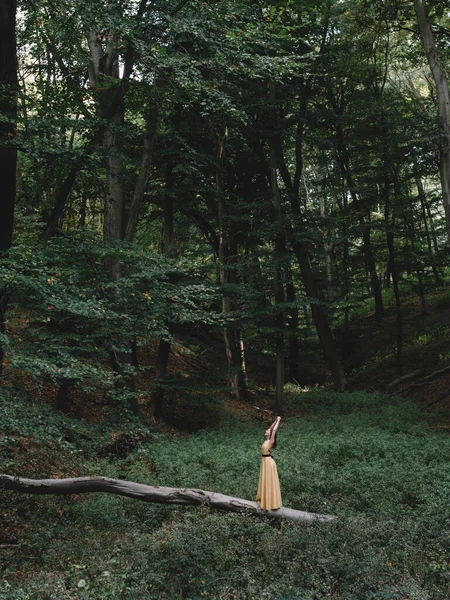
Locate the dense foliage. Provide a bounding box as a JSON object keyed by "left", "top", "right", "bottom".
{"left": 0, "top": 0, "right": 448, "bottom": 408}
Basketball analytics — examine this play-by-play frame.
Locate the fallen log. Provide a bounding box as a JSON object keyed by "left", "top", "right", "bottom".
{"left": 386, "top": 369, "right": 425, "bottom": 391}
{"left": 400, "top": 364, "right": 450, "bottom": 395}
{"left": 0, "top": 474, "right": 335, "bottom": 523}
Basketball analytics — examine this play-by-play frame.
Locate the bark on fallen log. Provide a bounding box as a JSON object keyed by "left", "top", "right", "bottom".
{"left": 0, "top": 475, "right": 335, "bottom": 523}
{"left": 400, "top": 364, "right": 450, "bottom": 393}
{"left": 386, "top": 369, "right": 425, "bottom": 391}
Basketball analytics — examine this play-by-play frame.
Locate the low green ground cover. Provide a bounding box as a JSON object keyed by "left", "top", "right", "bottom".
{"left": 2, "top": 389, "right": 450, "bottom": 599}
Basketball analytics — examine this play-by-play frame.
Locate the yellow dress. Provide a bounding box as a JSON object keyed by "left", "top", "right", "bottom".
{"left": 256, "top": 440, "right": 282, "bottom": 510}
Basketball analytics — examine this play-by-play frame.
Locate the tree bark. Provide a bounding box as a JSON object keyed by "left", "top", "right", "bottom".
{"left": 0, "top": 475, "right": 335, "bottom": 523}
{"left": 382, "top": 144, "right": 403, "bottom": 374}
{"left": 124, "top": 101, "right": 158, "bottom": 243}
{"left": 315, "top": 165, "right": 334, "bottom": 302}
{"left": 216, "top": 128, "right": 247, "bottom": 401}
{"left": 151, "top": 338, "right": 171, "bottom": 419}
{"left": 285, "top": 264, "right": 300, "bottom": 383}
{"left": 151, "top": 106, "right": 180, "bottom": 418}
{"left": 0, "top": 0, "right": 17, "bottom": 255}
{"left": 340, "top": 186, "right": 351, "bottom": 333}
{"left": 269, "top": 137, "right": 286, "bottom": 414}
{"left": 415, "top": 172, "right": 443, "bottom": 285}
{"left": 86, "top": 4, "right": 148, "bottom": 414}
{"left": 386, "top": 369, "right": 425, "bottom": 391}
{"left": 413, "top": 0, "right": 450, "bottom": 243}
{"left": 0, "top": 0, "right": 17, "bottom": 378}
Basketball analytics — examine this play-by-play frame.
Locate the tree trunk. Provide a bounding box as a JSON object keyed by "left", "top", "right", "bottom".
{"left": 217, "top": 129, "right": 248, "bottom": 401}
{"left": 0, "top": 0, "right": 17, "bottom": 255}
{"left": 415, "top": 173, "right": 443, "bottom": 285}
{"left": 124, "top": 101, "right": 158, "bottom": 243}
{"left": 383, "top": 163, "right": 403, "bottom": 375}
{"left": 151, "top": 338, "right": 171, "bottom": 419}
{"left": 386, "top": 227, "right": 403, "bottom": 374}
{"left": 42, "top": 162, "right": 83, "bottom": 241}
{"left": 87, "top": 14, "right": 146, "bottom": 414}
{"left": 151, "top": 107, "right": 180, "bottom": 418}
{"left": 0, "top": 474, "right": 335, "bottom": 523}
{"left": 414, "top": 0, "right": 450, "bottom": 242}
{"left": 103, "top": 111, "right": 124, "bottom": 249}
{"left": 0, "top": 0, "right": 17, "bottom": 378}
{"left": 293, "top": 243, "right": 347, "bottom": 390}
{"left": 55, "top": 382, "right": 69, "bottom": 411}
{"left": 315, "top": 165, "right": 334, "bottom": 302}
{"left": 269, "top": 141, "right": 286, "bottom": 414}
{"left": 340, "top": 187, "right": 351, "bottom": 333}
{"left": 285, "top": 264, "right": 300, "bottom": 383}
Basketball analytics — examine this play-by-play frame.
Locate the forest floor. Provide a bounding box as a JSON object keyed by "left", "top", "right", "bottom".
{"left": 345, "top": 284, "right": 450, "bottom": 430}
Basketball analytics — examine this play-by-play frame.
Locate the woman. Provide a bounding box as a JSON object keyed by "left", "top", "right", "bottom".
{"left": 256, "top": 416, "right": 282, "bottom": 510}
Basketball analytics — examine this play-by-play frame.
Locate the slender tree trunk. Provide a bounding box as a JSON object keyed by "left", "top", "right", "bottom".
{"left": 216, "top": 128, "right": 247, "bottom": 400}
{"left": 79, "top": 194, "right": 87, "bottom": 227}
{"left": 315, "top": 166, "right": 334, "bottom": 301}
{"left": 227, "top": 234, "right": 248, "bottom": 398}
{"left": 102, "top": 100, "right": 139, "bottom": 411}
{"left": 293, "top": 243, "right": 347, "bottom": 390}
{"left": 0, "top": 0, "right": 17, "bottom": 253}
{"left": 124, "top": 101, "right": 158, "bottom": 242}
{"left": 340, "top": 188, "right": 351, "bottom": 333}
{"left": 152, "top": 339, "right": 171, "bottom": 419}
{"left": 42, "top": 161, "right": 84, "bottom": 241}
{"left": 414, "top": 0, "right": 450, "bottom": 242}
{"left": 151, "top": 106, "right": 180, "bottom": 418}
{"left": 415, "top": 173, "right": 443, "bottom": 285}
{"left": 269, "top": 141, "right": 286, "bottom": 414}
{"left": 285, "top": 264, "right": 300, "bottom": 383}
{"left": 383, "top": 162, "right": 403, "bottom": 375}
{"left": 386, "top": 226, "right": 403, "bottom": 374}
{"left": 56, "top": 382, "right": 69, "bottom": 411}
{"left": 151, "top": 167, "right": 175, "bottom": 417}
{"left": 0, "top": 0, "right": 17, "bottom": 377}
{"left": 123, "top": 97, "right": 158, "bottom": 415}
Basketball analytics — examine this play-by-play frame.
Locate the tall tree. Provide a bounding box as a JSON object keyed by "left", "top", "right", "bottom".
{"left": 0, "top": 0, "right": 17, "bottom": 253}
{"left": 0, "top": 0, "right": 18, "bottom": 377}
{"left": 413, "top": 0, "right": 450, "bottom": 243}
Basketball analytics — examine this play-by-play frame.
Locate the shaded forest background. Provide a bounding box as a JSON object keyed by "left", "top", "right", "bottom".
{"left": 1, "top": 0, "right": 450, "bottom": 417}
{"left": 2, "top": 0, "right": 450, "bottom": 598}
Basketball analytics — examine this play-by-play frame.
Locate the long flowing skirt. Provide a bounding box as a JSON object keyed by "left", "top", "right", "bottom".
{"left": 256, "top": 457, "right": 282, "bottom": 510}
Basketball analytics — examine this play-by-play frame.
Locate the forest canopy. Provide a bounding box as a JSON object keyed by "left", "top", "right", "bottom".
{"left": 1, "top": 0, "right": 448, "bottom": 415}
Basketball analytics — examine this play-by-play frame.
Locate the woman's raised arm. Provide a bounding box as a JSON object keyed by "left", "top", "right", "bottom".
{"left": 268, "top": 416, "right": 281, "bottom": 443}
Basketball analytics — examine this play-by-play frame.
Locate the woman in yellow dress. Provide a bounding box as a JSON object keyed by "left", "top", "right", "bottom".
{"left": 256, "top": 416, "right": 282, "bottom": 510}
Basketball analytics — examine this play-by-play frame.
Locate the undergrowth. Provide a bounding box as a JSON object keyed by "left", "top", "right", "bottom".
{"left": 2, "top": 388, "right": 450, "bottom": 599}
